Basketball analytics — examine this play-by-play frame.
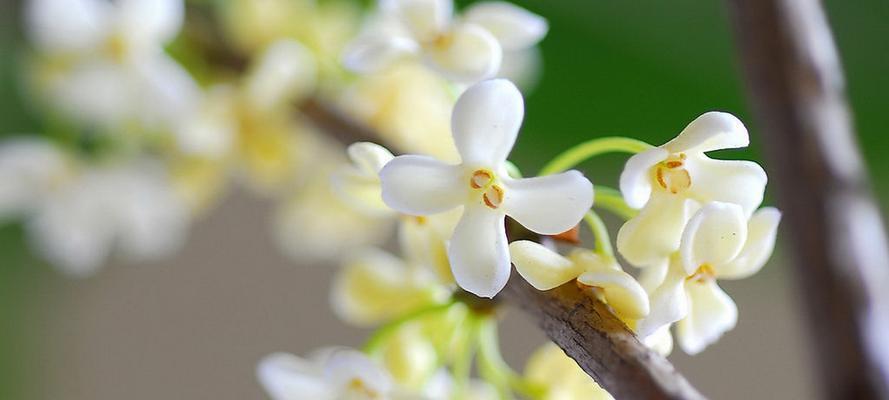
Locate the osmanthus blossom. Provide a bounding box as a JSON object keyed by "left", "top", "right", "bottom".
{"left": 343, "top": 0, "right": 548, "bottom": 83}
{"left": 0, "top": 138, "right": 189, "bottom": 276}
{"left": 25, "top": 0, "right": 199, "bottom": 130}
{"left": 638, "top": 202, "right": 781, "bottom": 354}
{"left": 332, "top": 142, "right": 397, "bottom": 216}
{"left": 617, "top": 112, "right": 768, "bottom": 268}
{"left": 509, "top": 241, "right": 649, "bottom": 324}
{"left": 524, "top": 343, "right": 614, "bottom": 400}
{"left": 379, "top": 79, "right": 594, "bottom": 297}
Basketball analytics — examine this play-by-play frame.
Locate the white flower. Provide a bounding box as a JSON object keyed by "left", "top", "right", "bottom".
{"left": 525, "top": 343, "right": 614, "bottom": 400}
{"left": 0, "top": 138, "right": 189, "bottom": 275}
{"left": 509, "top": 242, "right": 649, "bottom": 322}
{"left": 638, "top": 202, "right": 781, "bottom": 354}
{"left": 617, "top": 112, "right": 768, "bottom": 268}
{"left": 258, "top": 348, "right": 409, "bottom": 400}
{"left": 379, "top": 79, "right": 593, "bottom": 297}
{"left": 343, "top": 0, "right": 547, "bottom": 83}
{"left": 26, "top": 0, "right": 199, "bottom": 129}
{"left": 332, "top": 142, "right": 396, "bottom": 216}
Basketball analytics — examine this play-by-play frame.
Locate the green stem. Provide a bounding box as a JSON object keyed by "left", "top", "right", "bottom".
{"left": 477, "top": 317, "right": 547, "bottom": 399}
{"left": 362, "top": 301, "right": 455, "bottom": 355}
{"left": 594, "top": 186, "right": 638, "bottom": 220}
{"left": 584, "top": 210, "right": 614, "bottom": 258}
{"left": 452, "top": 315, "right": 480, "bottom": 397}
{"left": 539, "top": 137, "right": 654, "bottom": 176}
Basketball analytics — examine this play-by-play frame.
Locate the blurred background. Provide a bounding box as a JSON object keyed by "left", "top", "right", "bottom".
{"left": 1, "top": 0, "right": 887, "bottom": 398}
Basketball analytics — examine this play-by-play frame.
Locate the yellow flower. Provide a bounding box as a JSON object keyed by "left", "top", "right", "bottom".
{"left": 525, "top": 343, "right": 614, "bottom": 400}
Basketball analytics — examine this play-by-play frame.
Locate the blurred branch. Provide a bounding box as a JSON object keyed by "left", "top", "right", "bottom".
{"left": 726, "top": 0, "right": 889, "bottom": 398}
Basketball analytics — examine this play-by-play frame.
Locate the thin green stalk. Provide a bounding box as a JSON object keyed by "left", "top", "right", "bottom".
{"left": 477, "top": 317, "right": 547, "bottom": 400}
{"left": 362, "top": 300, "right": 455, "bottom": 355}
{"left": 584, "top": 210, "right": 614, "bottom": 258}
{"left": 594, "top": 186, "right": 638, "bottom": 220}
{"left": 539, "top": 137, "right": 654, "bottom": 176}
{"left": 452, "top": 315, "right": 480, "bottom": 397}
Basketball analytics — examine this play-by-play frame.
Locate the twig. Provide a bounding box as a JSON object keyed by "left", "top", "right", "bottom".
{"left": 726, "top": 0, "right": 889, "bottom": 398}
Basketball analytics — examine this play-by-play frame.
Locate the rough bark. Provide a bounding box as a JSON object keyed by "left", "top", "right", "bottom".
{"left": 726, "top": 0, "right": 889, "bottom": 398}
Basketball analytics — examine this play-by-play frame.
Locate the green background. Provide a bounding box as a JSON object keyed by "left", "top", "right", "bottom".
{"left": 1, "top": 0, "right": 887, "bottom": 398}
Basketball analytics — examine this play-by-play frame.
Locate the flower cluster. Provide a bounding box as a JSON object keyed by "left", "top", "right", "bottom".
{"left": 3, "top": 0, "right": 781, "bottom": 398}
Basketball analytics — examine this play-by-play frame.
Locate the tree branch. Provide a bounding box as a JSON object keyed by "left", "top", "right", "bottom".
{"left": 726, "top": 1, "right": 889, "bottom": 398}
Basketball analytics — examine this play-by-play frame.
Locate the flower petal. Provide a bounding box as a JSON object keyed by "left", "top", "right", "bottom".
{"left": 663, "top": 111, "right": 749, "bottom": 154}
{"left": 342, "top": 34, "right": 419, "bottom": 74}
{"left": 134, "top": 54, "right": 202, "bottom": 127}
{"left": 616, "top": 194, "right": 699, "bottom": 267}
{"left": 118, "top": 0, "right": 184, "bottom": 49}
{"left": 379, "top": 155, "right": 465, "bottom": 215}
{"left": 619, "top": 148, "right": 669, "bottom": 209}
{"left": 578, "top": 269, "right": 650, "bottom": 321}
{"left": 332, "top": 143, "right": 395, "bottom": 215}
{"left": 679, "top": 201, "right": 747, "bottom": 276}
{"left": 686, "top": 156, "right": 767, "bottom": 217}
{"left": 462, "top": 2, "right": 548, "bottom": 50}
{"left": 25, "top": 0, "right": 109, "bottom": 53}
{"left": 384, "top": 0, "right": 453, "bottom": 42}
{"left": 348, "top": 142, "right": 396, "bottom": 175}
{"left": 642, "top": 326, "right": 674, "bottom": 357}
{"left": 447, "top": 205, "right": 509, "bottom": 298}
{"left": 503, "top": 170, "right": 593, "bottom": 235}
{"left": 717, "top": 207, "right": 781, "bottom": 280}
{"left": 676, "top": 280, "right": 738, "bottom": 355}
{"left": 0, "top": 138, "right": 67, "bottom": 219}
{"left": 325, "top": 349, "right": 393, "bottom": 395}
{"left": 331, "top": 248, "right": 440, "bottom": 326}
{"left": 424, "top": 23, "right": 502, "bottom": 83}
{"left": 450, "top": 79, "right": 522, "bottom": 165}
{"left": 509, "top": 240, "right": 583, "bottom": 290}
{"left": 245, "top": 40, "right": 317, "bottom": 111}
{"left": 257, "top": 352, "right": 332, "bottom": 400}
{"left": 637, "top": 261, "right": 689, "bottom": 337}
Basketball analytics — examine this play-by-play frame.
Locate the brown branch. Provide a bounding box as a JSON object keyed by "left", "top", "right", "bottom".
{"left": 726, "top": 1, "right": 889, "bottom": 398}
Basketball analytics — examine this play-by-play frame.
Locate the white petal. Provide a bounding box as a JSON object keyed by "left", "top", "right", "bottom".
{"left": 462, "top": 2, "right": 548, "bottom": 50}
{"left": 679, "top": 202, "right": 747, "bottom": 276}
{"left": 616, "top": 194, "right": 699, "bottom": 267}
{"left": 0, "top": 138, "right": 67, "bottom": 219}
{"left": 619, "top": 148, "right": 669, "bottom": 209}
{"left": 502, "top": 170, "right": 593, "bottom": 235}
{"left": 638, "top": 259, "right": 669, "bottom": 293}
{"left": 348, "top": 142, "right": 395, "bottom": 175}
{"left": 509, "top": 240, "right": 583, "bottom": 290}
{"left": 450, "top": 79, "right": 522, "bottom": 165}
{"left": 424, "top": 23, "right": 502, "bottom": 83}
{"left": 174, "top": 85, "right": 237, "bottom": 157}
{"left": 686, "top": 156, "right": 767, "bottom": 217}
{"left": 642, "top": 326, "right": 674, "bottom": 357}
{"left": 718, "top": 207, "right": 781, "bottom": 280}
{"left": 663, "top": 111, "right": 749, "bottom": 154}
{"left": 26, "top": 0, "right": 109, "bottom": 53}
{"left": 447, "top": 205, "right": 509, "bottom": 298}
{"left": 379, "top": 155, "right": 465, "bottom": 215}
{"left": 637, "top": 261, "right": 689, "bottom": 337}
{"left": 257, "top": 353, "right": 332, "bottom": 400}
{"left": 385, "top": 0, "right": 452, "bottom": 42}
{"left": 117, "top": 0, "right": 184, "bottom": 48}
{"left": 246, "top": 40, "right": 317, "bottom": 111}
{"left": 342, "top": 34, "right": 419, "bottom": 74}
{"left": 677, "top": 281, "right": 738, "bottom": 355}
{"left": 134, "top": 54, "right": 202, "bottom": 127}
{"left": 325, "top": 349, "right": 393, "bottom": 395}
{"left": 51, "top": 60, "right": 135, "bottom": 126}
{"left": 578, "top": 269, "right": 650, "bottom": 321}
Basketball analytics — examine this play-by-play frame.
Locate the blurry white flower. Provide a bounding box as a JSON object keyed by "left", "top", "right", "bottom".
{"left": 332, "top": 142, "right": 396, "bottom": 216}
{"left": 0, "top": 137, "right": 189, "bottom": 275}
{"left": 26, "top": 0, "right": 199, "bottom": 130}
{"left": 380, "top": 79, "right": 593, "bottom": 297}
{"left": 258, "top": 349, "right": 409, "bottom": 400}
{"left": 638, "top": 202, "right": 781, "bottom": 354}
{"left": 617, "top": 112, "right": 767, "bottom": 268}
{"left": 422, "top": 369, "right": 498, "bottom": 400}
{"left": 525, "top": 342, "right": 614, "bottom": 400}
{"left": 343, "top": 0, "right": 547, "bottom": 83}
{"left": 509, "top": 242, "right": 649, "bottom": 323}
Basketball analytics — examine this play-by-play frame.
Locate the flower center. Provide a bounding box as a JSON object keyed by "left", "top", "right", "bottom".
{"left": 469, "top": 169, "right": 505, "bottom": 210}
{"left": 654, "top": 153, "right": 692, "bottom": 194}
{"left": 346, "top": 378, "right": 380, "bottom": 398}
{"left": 686, "top": 263, "right": 715, "bottom": 284}
{"left": 104, "top": 34, "right": 129, "bottom": 63}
